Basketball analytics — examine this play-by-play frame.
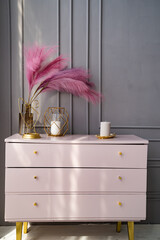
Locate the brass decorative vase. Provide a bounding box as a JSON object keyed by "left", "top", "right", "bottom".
{"left": 18, "top": 98, "right": 41, "bottom": 139}
{"left": 44, "top": 107, "right": 69, "bottom": 136}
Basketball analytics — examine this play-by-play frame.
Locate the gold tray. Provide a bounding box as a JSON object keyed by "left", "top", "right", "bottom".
{"left": 96, "top": 133, "right": 116, "bottom": 139}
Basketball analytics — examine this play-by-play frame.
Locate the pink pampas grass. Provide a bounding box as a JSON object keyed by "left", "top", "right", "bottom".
{"left": 25, "top": 45, "right": 102, "bottom": 104}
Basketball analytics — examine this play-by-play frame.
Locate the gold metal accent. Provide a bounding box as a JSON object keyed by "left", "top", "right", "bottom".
{"left": 118, "top": 201, "right": 122, "bottom": 206}
{"left": 23, "top": 222, "right": 28, "bottom": 234}
{"left": 48, "top": 134, "right": 63, "bottom": 137}
{"left": 22, "top": 133, "right": 41, "bottom": 139}
{"left": 118, "top": 176, "right": 122, "bottom": 180}
{"left": 34, "top": 202, "right": 37, "bottom": 206}
{"left": 119, "top": 152, "right": 122, "bottom": 155}
{"left": 127, "top": 221, "right": 134, "bottom": 240}
{"left": 116, "top": 222, "right": 122, "bottom": 233}
{"left": 96, "top": 133, "right": 116, "bottom": 139}
{"left": 34, "top": 151, "right": 38, "bottom": 154}
{"left": 16, "top": 222, "right": 23, "bottom": 240}
{"left": 44, "top": 107, "right": 69, "bottom": 136}
{"left": 34, "top": 176, "right": 37, "bottom": 179}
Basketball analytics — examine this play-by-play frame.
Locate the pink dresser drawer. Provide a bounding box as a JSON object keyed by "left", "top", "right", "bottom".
{"left": 5, "top": 195, "right": 52, "bottom": 220}
{"left": 5, "top": 168, "right": 146, "bottom": 193}
{"left": 6, "top": 143, "right": 147, "bottom": 168}
{"left": 5, "top": 194, "right": 146, "bottom": 221}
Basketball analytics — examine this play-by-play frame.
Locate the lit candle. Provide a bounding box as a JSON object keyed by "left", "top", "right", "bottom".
{"left": 51, "top": 121, "right": 61, "bottom": 136}
{"left": 100, "top": 122, "right": 111, "bottom": 136}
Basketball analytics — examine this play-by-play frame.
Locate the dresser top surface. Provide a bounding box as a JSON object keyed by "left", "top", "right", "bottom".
{"left": 5, "top": 134, "right": 148, "bottom": 145}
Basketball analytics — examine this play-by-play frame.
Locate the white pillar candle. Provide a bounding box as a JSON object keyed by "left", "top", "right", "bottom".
{"left": 51, "top": 121, "right": 61, "bottom": 135}
{"left": 100, "top": 122, "right": 111, "bottom": 136}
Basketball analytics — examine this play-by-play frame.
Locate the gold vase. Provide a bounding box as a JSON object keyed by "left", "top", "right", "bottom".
{"left": 19, "top": 99, "right": 41, "bottom": 139}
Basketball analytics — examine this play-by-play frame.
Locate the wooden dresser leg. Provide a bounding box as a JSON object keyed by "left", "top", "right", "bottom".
{"left": 23, "top": 222, "right": 28, "bottom": 234}
{"left": 16, "top": 222, "right": 23, "bottom": 240}
{"left": 116, "top": 221, "right": 122, "bottom": 233}
{"left": 127, "top": 221, "right": 134, "bottom": 240}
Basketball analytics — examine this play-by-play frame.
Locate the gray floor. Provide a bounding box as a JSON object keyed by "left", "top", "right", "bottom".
{"left": 0, "top": 224, "right": 160, "bottom": 240}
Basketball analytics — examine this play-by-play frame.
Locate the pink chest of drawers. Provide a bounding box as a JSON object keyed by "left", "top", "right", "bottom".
{"left": 5, "top": 134, "right": 148, "bottom": 239}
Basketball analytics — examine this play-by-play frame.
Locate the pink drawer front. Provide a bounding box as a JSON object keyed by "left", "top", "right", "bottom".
{"left": 5, "top": 194, "right": 146, "bottom": 221}
{"left": 6, "top": 143, "right": 147, "bottom": 168}
{"left": 5, "top": 168, "right": 146, "bottom": 193}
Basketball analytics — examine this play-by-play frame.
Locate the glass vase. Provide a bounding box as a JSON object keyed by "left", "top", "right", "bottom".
{"left": 18, "top": 99, "right": 41, "bottom": 139}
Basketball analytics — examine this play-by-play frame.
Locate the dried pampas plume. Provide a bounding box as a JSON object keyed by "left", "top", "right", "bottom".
{"left": 24, "top": 45, "right": 102, "bottom": 104}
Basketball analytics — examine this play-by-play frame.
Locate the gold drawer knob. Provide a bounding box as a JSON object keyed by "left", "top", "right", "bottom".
{"left": 34, "top": 176, "right": 37, "bottom": 179}
{"left": 34, "top": 202, "right": 37, "bottom": 206}
{"left": 118, "top": 201, "right": 122, "bottom": 206}
{"left": 118, "top": 176, "right": 122, "bottom": 180}
{"left": 34, "top": 151, "right": 38, "bottom": 154}
{"left": 118, "top": 152, "right": 122, "bottom": 156}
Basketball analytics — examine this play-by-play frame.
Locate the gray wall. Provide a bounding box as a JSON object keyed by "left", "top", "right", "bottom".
{"left": 0, "top": 0, "right": 11, "bottom": 226}
{"left": 1, "top": 0, "right": 160, "bottom": 225}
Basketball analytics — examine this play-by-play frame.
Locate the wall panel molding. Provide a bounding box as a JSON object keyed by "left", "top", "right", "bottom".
{"left": 69, "top": 0, "right": 73, "bottom": 134}
{"left": 11, "top": 0, "right": 23, "bottom": 133}
{"left": 57, "top": 0, "right": 60, "bottom": 107}
{"left": 112, "top": 126, "right": 160, "bottom": 129}
{"left": 9, "top": 0, "right": 160, "bottom": 133}
{"left": 99, "top": 0, "right": 102, "bottom": 122}
{"left": 86, "top": 0, "right": 89, "bottom": 134}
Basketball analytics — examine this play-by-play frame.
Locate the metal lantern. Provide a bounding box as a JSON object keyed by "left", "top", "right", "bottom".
{"left": 44, "top": 107, "right": 69, "bottom": 136}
